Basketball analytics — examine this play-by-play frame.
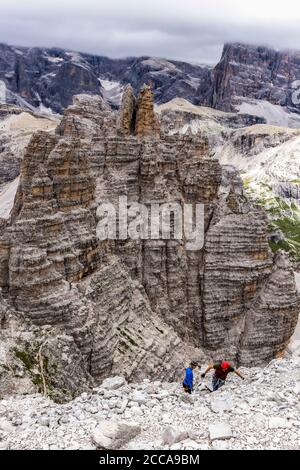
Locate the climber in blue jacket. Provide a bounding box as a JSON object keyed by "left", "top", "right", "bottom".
{"left": 183, "top": 361, "right": 199, "bottom": 394}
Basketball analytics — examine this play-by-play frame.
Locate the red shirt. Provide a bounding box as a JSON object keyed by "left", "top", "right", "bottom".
{"left": 213, "top": 362, "right": 235, "bottom": 381}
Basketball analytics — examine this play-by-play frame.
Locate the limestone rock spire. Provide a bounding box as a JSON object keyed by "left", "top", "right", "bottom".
{"left": 135, "top": 84, "right": 160, "bottom": 138}
{"left": 117, "top": 84, "right": 136, "bottom": 136}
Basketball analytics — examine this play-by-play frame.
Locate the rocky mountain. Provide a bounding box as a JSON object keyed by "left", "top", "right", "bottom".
{"left": 157, "top": 98, "right": 300, "bottom": 261}
{"left": 0, "top": 87, "right": 299, "bottom": 402}
{"left": 0, "top": 43, "right": 210, "bottom": 113}
{"left": 209, "top": 43, "right": 300, "bottom": 127}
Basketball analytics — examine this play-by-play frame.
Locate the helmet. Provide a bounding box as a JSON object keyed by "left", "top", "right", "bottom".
{"left": 221, "top": 361, "right": 230, "bottom": 370}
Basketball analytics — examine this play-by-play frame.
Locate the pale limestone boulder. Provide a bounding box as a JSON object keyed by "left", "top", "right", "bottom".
{"left": 92, "top": 420, "right": 141, "bottom": 449}
{"left": 101, "top": 376, "right": 126, "bottom": 391}
{"left": 209, "top": 423, "right": 233, "bottom": 441}
{"left": 161, "top": 426, "right": 189, "bottom": 446}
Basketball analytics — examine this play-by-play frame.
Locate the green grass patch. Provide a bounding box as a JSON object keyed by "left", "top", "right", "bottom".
{"left": 242, "top": 177, "right": 252, "bottom": 189}
{"left": 243, "top": 179, "right": 300, "bottom": 261}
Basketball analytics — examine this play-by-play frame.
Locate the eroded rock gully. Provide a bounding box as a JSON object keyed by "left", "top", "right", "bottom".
{"left": 0, "top": 89, "right": 299, "bottom": 401}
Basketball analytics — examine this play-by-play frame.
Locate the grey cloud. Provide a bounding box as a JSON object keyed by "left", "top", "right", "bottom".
{"left": 0, "top": 0, "right": 300, "bottom": 64}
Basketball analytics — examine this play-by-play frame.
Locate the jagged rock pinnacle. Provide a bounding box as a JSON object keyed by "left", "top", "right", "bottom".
{"left": 117, "top": 84, "right": 136, "bottom": 136}
{"left": 135, "top": 84, "right": 160, "bottom": 138}
{"left": 117, "top": 84, "right": 160, "bottom": 138}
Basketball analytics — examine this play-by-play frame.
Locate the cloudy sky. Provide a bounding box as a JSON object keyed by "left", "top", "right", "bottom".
{"left": 1, "top": 0, "right": 300, "bottom": 64}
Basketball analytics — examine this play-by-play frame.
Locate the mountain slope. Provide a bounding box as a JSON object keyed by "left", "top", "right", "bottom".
{"left": 0, "top": 43, "right": 210, "bottom": 113}
{"left": 1, "top": 353, "right": 300, "bottom": 450}
{"left": 0, "top": 104, "right": 59, "bottom": 188}
{"left": 158, "top": 98, "right": 300, "bottom": 260}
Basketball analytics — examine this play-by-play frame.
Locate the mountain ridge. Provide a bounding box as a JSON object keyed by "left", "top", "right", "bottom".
{"left": 1, "top": 41, "right": 300, "bottom": 124}
{"left": 0, "top": 42, "right": 210, "bottom": 113}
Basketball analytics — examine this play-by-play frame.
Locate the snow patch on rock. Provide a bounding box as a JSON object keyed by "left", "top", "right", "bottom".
{"left": 100, "top": 79, "right": 124, "bottom": 107}
{"left": 237, "top": 98, "right": 300, "bottom": 128}
{"left": 0, "top": 177, "right": 19, "bottom": 219}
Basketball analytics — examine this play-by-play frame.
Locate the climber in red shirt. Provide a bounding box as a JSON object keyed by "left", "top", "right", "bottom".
{"left": 201, "top": 360, "right": 244, "bottom": 391}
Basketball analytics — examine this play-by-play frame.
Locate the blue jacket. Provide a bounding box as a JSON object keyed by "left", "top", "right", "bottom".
{"left": 183, "top": 367, "right": 193, "bottom": 390}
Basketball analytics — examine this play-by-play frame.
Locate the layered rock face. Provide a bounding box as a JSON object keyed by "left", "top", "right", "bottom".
{"left": 0, "top": 90, "right": 299, "bottom": 400}
{"left": 209, "top": 43, "right": 300, "bottom": 123}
